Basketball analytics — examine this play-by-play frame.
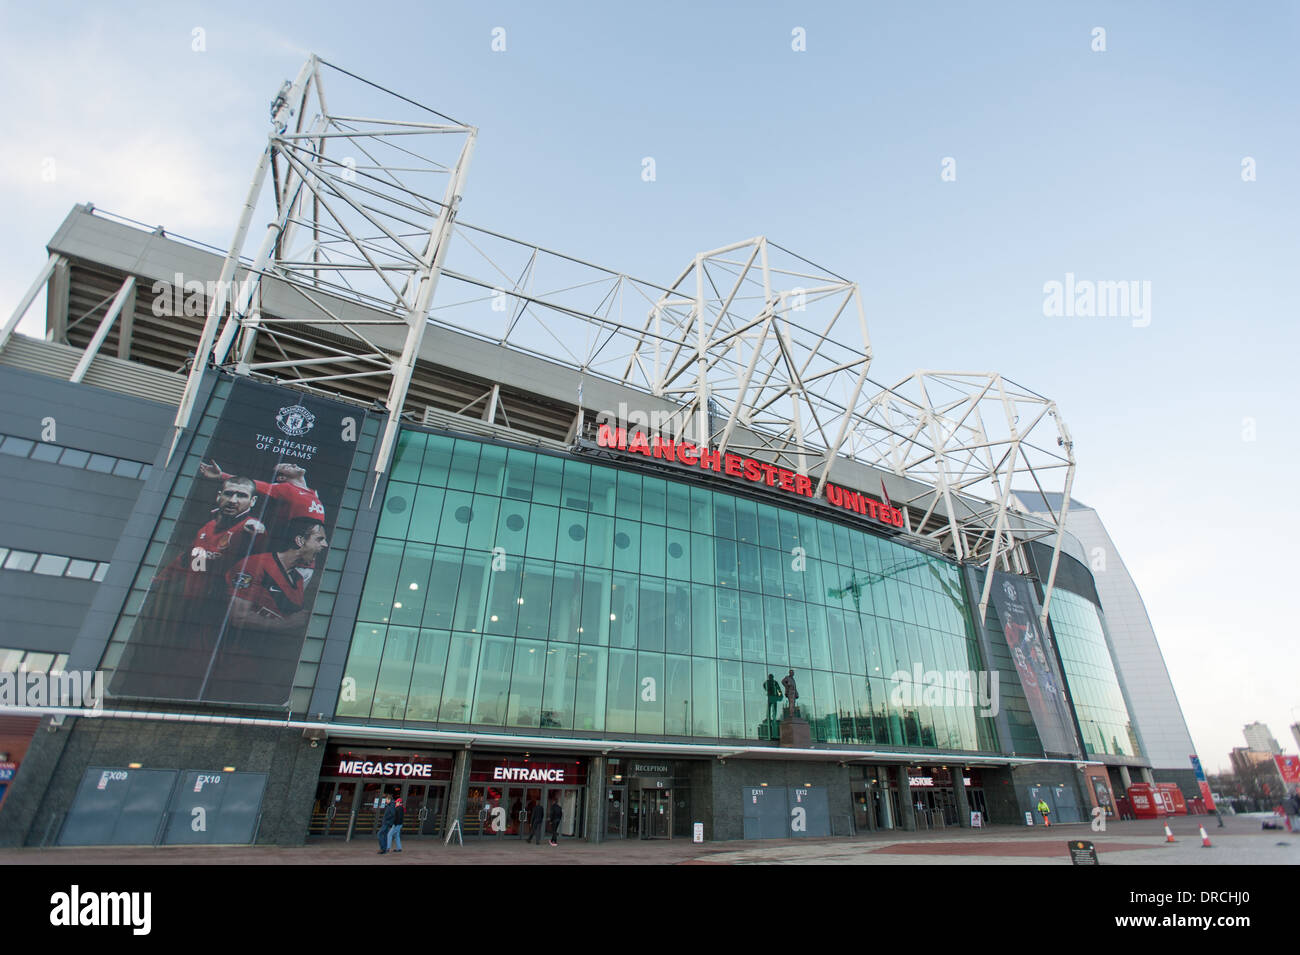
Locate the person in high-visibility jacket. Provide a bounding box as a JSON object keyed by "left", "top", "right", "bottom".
{"left": 1037, "top": 799, "right": 1052, "bottom": 826}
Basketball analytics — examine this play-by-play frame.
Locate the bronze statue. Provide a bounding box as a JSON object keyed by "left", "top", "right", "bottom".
{"left": 781, "top": 669, "right": 800, "bottom": 716}
{"left": 764, "top": 673, "right": 782, "bottom": 723}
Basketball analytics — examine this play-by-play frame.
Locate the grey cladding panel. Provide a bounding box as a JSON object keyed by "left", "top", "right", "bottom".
{"left": 0, "top": 576, "right": 100, "bottom": 654}
{"left": 0, "top": 458, "right": 147, "bottom": 559}
{"left": 0, "top": 365, "right": 172, "bottom": 463}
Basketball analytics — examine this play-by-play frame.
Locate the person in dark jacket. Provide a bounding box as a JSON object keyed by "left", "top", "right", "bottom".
{"left": 547, "top": 795, "right": 563, "bottom": 846}
{"left": 377, "top": 797, "right": 395, "bottom": 854}
{"left": 388, "top": 797, "right": 405, "bottom": 853}
{"left": 526, "top": 800, "right": 545, "bottom": 844}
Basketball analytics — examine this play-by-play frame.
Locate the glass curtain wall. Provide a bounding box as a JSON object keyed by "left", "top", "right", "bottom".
{"left": 338, "top": 429, "right": 995, "bottom": 751}
{"left": 1048, "top": 589, "right": 1142, "bottom": 758}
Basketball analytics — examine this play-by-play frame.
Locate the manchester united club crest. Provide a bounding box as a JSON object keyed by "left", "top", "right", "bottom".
{"left": 275, "top": 404, "right": 316, "bottom": 437}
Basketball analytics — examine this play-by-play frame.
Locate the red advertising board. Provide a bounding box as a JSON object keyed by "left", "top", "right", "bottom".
{"left": 1126, "top": 783, "right": 1167, "bottom": 819}
{"left": 1156, "top": 782, "right": 1187, "bottom": 815}
{"left": 1276, "top": 755, "right": 1300, "bottom": 785}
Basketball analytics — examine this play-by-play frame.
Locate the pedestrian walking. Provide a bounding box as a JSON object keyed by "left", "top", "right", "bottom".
{"left": 547, "top": 795, "right": 563, "bottom": 846}
{"left": 1036, "top": 798, "right": 1051, "bottom": 827}
{"left": 527, "top": 799, "right": 545, "bottom": 844}
{"left": 387, "top": 797, "right": 404, "bottom": 852}
{"left": 377, "top": 796, "right": 396, "bottom": 854}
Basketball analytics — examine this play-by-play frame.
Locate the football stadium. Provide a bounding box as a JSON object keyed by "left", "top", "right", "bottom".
{"left": 0, "top": 58, "right": 1199, "bottom": 846}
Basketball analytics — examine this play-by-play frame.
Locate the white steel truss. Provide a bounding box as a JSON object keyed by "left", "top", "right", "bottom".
{"left": 167, "top": 55, "right": 477, "bottom": 495}
{"left": 853, "top": 371, "right": 1076, "bottom": 626}
{"left": 431, "top": 235, "right": 872, "bottom": 485}
{"left": 3, "top": 56, "right": 1078, "bottom": 624}
{"left": 628, "top": 238, "right": 872, "bottom": 488}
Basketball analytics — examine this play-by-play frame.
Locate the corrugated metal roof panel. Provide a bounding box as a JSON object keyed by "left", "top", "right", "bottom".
{"left": 0, "top": 336, "right": 183, "bottom": 406}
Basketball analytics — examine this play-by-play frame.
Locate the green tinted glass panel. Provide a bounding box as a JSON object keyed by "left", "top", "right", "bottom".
{"left": 372, "top": 626, "right": 418, "bottom": 720}
{"left": 420, "top": 434, "right": 454, "bottom": 486}
{"left": 406, "top": 628, "right": 451, "bottom": 722}
{"left": 472, "top": 636, "right": 514, "bottom": 724}
{"left": 574, "top": 646, "right": 607, "bottom": 731}
{"left": 338, "top": 622, "right": 386, "bottom": 717}
{"left": 389, "top": 543, "right": 434, "bottom": 628}
{"left": 503, "top": 449, "right": 536, "bottom": 500}
{"left": 606, "top": 649, "right": 637, "bottom": 732}
{"left": 532, "top": 455, "right": 563, "bottom": 507}
{"left": 421, "top": 546, "right": 463, "bottom": 629}
{"left": 390, "top": 433, "right": 425, "bottom": 482}
{"left": 525, "top": 504, "right": 559, "bottom": 561}
{"left": 636, "top": 652, "right": 665, "bottom": 734}
{"left": 561, "top": 460, "right": 591, "bottom": 510}
{"left": 541, "top": 642, "right": 579, "bottom": 729}
{"left": 549, "top": 562, "right": 584, "bottom": 642}
{"left": 377, "top": 482, "right": 416, "bottom": 539}
{"left": 556, "top": 509, "right": 588, "bottom": 564}
{"left": 505, "top": 639, "right": 546, "bottom": 727}
{"left": 691, "top": 657, "right": 718, "bottom": 736}
{"left": 518, "top": 560, "right": 554, "bottom": 640}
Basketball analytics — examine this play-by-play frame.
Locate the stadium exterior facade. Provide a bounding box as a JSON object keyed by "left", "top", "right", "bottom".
{"left": 0, "top": 204, "right": 1187, "bottom": 846}
{"left": 0, "top": 59, "right": 1194, "bottom": 845}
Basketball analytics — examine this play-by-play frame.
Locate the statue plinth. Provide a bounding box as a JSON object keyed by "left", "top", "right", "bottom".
{"left": 779, "top": 711, "right": 811, "bottom": 747}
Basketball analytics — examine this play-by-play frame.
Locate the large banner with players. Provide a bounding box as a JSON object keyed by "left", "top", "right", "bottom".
{"left": 990, "top": 571, "right": 1079, "bottom": 756}
{"left": 110, "top": 378, "right": 359, "bottom": 705}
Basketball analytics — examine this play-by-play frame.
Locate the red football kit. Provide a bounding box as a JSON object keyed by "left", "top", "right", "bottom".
{"left": 157, "top": 510, "right": 264, "bottom": 600}
{"left": 227, "top": 552, "right": 305, "bottom": 619}
{"left": 252, "top": 479, "right": 325, "bottom": 522}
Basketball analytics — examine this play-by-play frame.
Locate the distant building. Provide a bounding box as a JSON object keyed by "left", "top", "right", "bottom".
{"left": 1243, "top": 722, "right": 1281, "bottom": 755}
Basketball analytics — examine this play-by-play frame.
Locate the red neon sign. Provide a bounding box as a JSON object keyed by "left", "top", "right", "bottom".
{"left": 595, "top": 425, "right": 904, "bottom": 529}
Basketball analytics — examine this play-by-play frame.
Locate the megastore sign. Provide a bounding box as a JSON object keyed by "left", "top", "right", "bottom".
{"left": 336, "top": 760, "right": 434, "bottom": 778}
{"left": 595, "top": 425, "right": 904, "bottom": 529}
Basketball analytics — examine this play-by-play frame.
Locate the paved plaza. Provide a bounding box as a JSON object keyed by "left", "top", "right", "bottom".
{"left": 2, "top": 816, "right": 1294, "bottom": 865}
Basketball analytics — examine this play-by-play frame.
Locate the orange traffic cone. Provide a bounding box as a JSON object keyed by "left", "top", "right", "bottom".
{"left": 1164, "top": 824, "right": 1176, "bottom": 843}
{"left": 1199, "top": 826, "right": 1212, "bottom": 848}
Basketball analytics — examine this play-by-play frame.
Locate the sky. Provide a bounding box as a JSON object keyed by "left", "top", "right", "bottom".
{"left": 2, "top": 1, "right": 1297, "bottom": 770}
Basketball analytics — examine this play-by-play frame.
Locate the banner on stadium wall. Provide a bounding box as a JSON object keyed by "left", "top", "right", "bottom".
{"left": 110, "top": 378, "right": 360, "bottom": 705}
{"left": 989, "top": 571, "right": 1077, "bottom": 755}
{"left": 1276, "top": 755, "right": 1300, "bottom": 785}
{"left": 1189, "top": 754, "right": 1217, "bottom": 811}
{"left": 1084, "top": 767, "right": 1115, "bottom": 816}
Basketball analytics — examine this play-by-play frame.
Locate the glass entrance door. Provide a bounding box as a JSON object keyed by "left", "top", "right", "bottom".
{"left": 606, "top": 787, "right": 627, "bottom": 838}
{"left": 639, "top": 789, "right": 672, "bottom": 839}
{"left": 501, "top": 786, "right": 541, "bottom": 837}
{"left": 309, "top": 781, "right": 358, "bottom": 835}
{"left": 401, "top": 783, "right": 447, "bottom": 837}
{"left": 541, "top": 787, "right": 582, "bottom": 838}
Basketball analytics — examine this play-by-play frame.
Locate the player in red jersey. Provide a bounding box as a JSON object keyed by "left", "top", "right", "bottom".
{"left": 156, "top": 475, "right": 266, "bottom": 600}
{"left": 224, "top": 518, "right": 329, "bottom": 633}
{"left": 199, "top": 460, "right": 325, "bottom": 523}
{"left": 200, "top": 459, "right": 325, "bottom": 581}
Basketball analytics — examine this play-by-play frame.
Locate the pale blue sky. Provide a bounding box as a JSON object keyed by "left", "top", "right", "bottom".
{"left": 2, "top": 0, "right": 1297, "bottom": 767}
